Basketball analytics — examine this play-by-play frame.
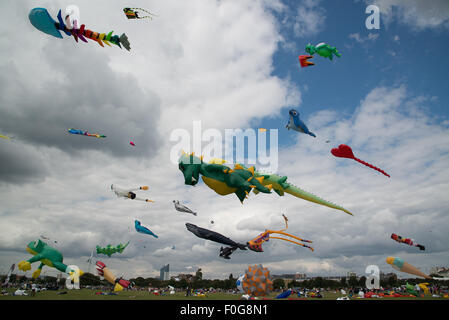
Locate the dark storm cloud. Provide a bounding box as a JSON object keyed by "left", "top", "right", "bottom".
{"left": 0, "top": 140, "right": 48, "bottom": 184}
{"left": 0, "top": 45, "right": 162, "bottom": 158}
{"left": 0, "top": 2, "right": 163, "bottom": 185}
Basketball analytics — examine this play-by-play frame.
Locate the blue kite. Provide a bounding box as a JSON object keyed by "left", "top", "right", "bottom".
{"left": 275, "top": 289, "right": 292, "bottom": 299}
{"left": 286, "top": 109, "right": 316, "bottom": 137}
{"left": 135, "top": 220, "right": 158, "bottom": 238}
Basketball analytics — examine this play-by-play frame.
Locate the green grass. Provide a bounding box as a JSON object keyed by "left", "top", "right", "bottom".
{"left": 1, "top": 289, "right": 448, "bottom": 300}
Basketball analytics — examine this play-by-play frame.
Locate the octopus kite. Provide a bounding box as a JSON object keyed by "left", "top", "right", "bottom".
{"left": 178, "top": 152, "right": 353, "bottom": 215}
{"left": 29, "top": 8, "right": 131, "bottom": 51}
{"left": 331, "top": 144, "right": 390, "bottom": 177}
{"left": 247, "top": 215, "right": 314, "bottom": 252}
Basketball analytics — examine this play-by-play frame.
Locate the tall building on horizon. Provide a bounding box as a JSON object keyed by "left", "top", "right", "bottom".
{"left": 160, "top": 264, "right": 169, "bottom": 280}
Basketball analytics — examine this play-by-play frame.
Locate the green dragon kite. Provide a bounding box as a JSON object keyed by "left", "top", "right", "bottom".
{"left": 305, "top": 42, "right": 341, "bottom": 61}
{"left": 18, "top": 239, "right": 82, "bottom": 278}
{"left": 96, "top": 242, "right": 130, "bottom": 257}
{"left": 178, "top": 152, "right": 353, "bottom": 216}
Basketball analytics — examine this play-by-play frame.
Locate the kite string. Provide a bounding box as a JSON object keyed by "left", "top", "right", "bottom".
{"left": 354, "top": 157, "right": 390, "bottom": 177}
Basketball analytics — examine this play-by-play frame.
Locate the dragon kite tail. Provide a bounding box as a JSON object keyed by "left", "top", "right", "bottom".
{"left": 257, "top": 173, "right": 354, "bottom": 216}
{"left": 354, "top": 157, "right": 390, "bottom": 177}
{"left": 284, "top": 185, "right": 353, "bottom": 215}
{"left": 284, "top": 185, "right": 353, "bottom": 216}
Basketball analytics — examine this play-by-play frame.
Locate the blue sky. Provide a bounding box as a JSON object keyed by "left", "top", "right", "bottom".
{"left": 260, "top": 0, "right": 449, "bottom": 149}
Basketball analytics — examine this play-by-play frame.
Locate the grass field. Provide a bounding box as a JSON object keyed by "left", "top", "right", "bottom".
{"left": 1, "top": 289, "right": 448, "bottom": 300}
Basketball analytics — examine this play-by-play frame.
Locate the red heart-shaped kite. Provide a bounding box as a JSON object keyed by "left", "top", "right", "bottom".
{"left": 331, "top": 144, "right": 390, "bottom": 178}
{"left": 331, "top": 144, "right": 355, "bottom": 159}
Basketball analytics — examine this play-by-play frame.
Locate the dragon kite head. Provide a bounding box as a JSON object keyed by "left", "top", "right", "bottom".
{"left": 26, "top": 239, "right": 46, "bottom": 255}
{"left": 305, "top": 43, "right": 316, "bottom": 55}
{"left": 178, "top": 152, "right": 202, "bottom": 186}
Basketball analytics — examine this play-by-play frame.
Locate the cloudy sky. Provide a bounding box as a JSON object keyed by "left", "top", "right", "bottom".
{"left": 1, "top": 0, "right": 449, "bottom": 281}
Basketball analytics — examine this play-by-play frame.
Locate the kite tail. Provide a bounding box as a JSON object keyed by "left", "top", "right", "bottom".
{"left": 257, "top": 173, "right": 354, "bottom": 215}
{"left": 283, "top": 184, "right": 353, "bottom": 216}
{"left": 354, "top": 157, "right": 390, "bottom": 177}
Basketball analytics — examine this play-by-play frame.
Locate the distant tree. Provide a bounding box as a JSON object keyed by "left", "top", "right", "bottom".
{"left": 387, "top": 275, "right": 397, "bottom": 287}
{"left": 177, "top": 278, "right": 188, "bottom": 289}
{"left": 358, "top": 276, "right": 367, "bottom": 287}
{"left": 273, "top": 278, "right": 285, "bottom": 290}
{"left": 348, "top": 276, "right": 358, "bottom": 287}
{"left": 195, "top": 268, "right": 203, "bottom": 281}
{"left": 340, "top": 277, "right": 347, "bottom": 287}
{"left": 313, "top": 277, "right": 324, "bottom": 288}
{"left": 132, "top": 276, "right": 146, "bottom": 287}
{"left": 80, "top": 273, "right": 101, "bottom": 286}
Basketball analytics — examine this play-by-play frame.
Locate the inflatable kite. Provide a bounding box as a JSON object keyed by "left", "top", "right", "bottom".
{"left": 1, "top": 264, "right": 15, "bottom": 287}
{"left": 17, "top": 239, "right": 82, "bottom": 278}
{"left": 173, "top": 200, "right": 197, "bottom": 216}
{"left": 111, "top": 184, "right": 154, "bottom": 203}
{"left": 276, "top": 289, "right": 292, "bottom": 299}
{"left": 298, "top": 55, "right": 314, "bottom": 68}
{"left": 286, "top": 109, "right": 316, "bottom": 137}
{"left": 135, "top": 220, "right": 158, "bottom": 238}
{"left": 418, "top": 283, "right": 430, "bottom": 295}
{"left": 247, "top": 215, "right": 314, "bottom": 252}
{"left": 129, "top": 141, "right": 136, "bottom": 146}
{"left": 0, "top": 134, "right": 12, "bottom": 140}
{"left": 28, "top": 8, "right": 131, "bottom": 51}
{"left": 95, "top": 261, "right": 131, "bottom": 292}
{"left": 386, "top": 257, "right": 431, "bottom": 279}
{"left": 236, "top": 265, "right": 273, "bottom": 297}
{"left": 185, "top": 223, "right": 247, "bottom": 259}
{"left": 391, "top": 233, "right": 425, "bottom": 251}
{"left": 178, "top": 152, "right": 353, "bottom": 215}
{"left": 405, "top": 283, "right": 419, "bottom": 296}
{"left": 305, "top": 43, "right": 341, "bottom": 61}
{"left": 123, "top": 8, "right": 157, "bottom": 20}
{"left": 331, "top": 144, "right": 390, "bottom": 177}
{"left": 68, "top": 128, "right": 106, "bottom": 138}
{"left": 96, "top": 242, "right": 129, "bottom": 257}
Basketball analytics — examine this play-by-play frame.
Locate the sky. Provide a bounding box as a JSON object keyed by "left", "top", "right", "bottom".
{"left": 1, "top": 0, "right": 449, "bottom": 282}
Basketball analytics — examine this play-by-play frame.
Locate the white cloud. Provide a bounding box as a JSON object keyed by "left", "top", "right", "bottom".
{"left": 348, "top": 32, "right": 379, "bottom": 43}
{"left": 293, "top": 0, "right": 327, "bottom": 38}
